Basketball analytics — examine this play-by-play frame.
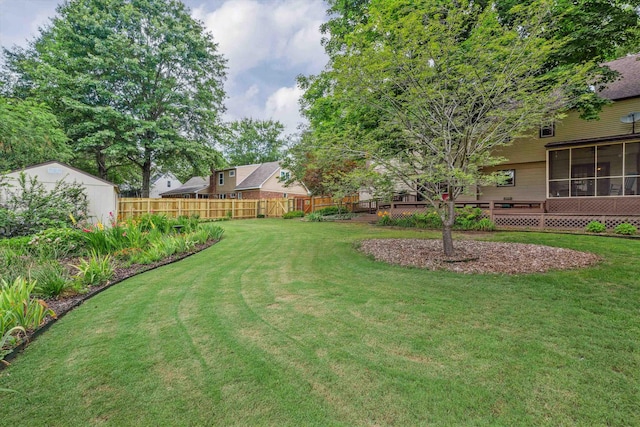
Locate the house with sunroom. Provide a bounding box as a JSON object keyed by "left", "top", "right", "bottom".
{"left": 455, "top": 54, "right": 640, "bottom": 229}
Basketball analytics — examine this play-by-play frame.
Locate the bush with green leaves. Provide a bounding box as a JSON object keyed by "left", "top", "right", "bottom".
{"left": 32, "top": 261, "right": 74, "bottom": 299}
{"left": 29, "top": 227, "right": 86, "bottom": 258}
{"left": 283, "top": 210, "right": 305, "bottom": 219}
{"left": 0, "top": 172, "right": 88, "bottom": 237}
{"left": 0, "top": 247, "right": 35, "bottom": 284}
{"left": 314, "top": 206, "right": 348, "bottom": 216}
{"left": 473, "top": 218, "right": 497, "bottom": 231}
{"left": 0, "top": 277, "right": 55, "bottom": 339}
{"left": 72, "top": 252, "right": 114, "bottom": 288}
{"left": 585, "top": 221, "right": 606, "bottom": 233}
{"left": 305, "top": 212, "right": 326, "bottom": 222}
{"left": 613, "top": 223, "right": 637, "bottom": 235}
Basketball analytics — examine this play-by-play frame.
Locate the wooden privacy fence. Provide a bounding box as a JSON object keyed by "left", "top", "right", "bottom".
{"left": 119, "top": 196, "right": 361, "bottom": 220}
{"left": 118, "top": 198, "right": 302, "bottom": 221}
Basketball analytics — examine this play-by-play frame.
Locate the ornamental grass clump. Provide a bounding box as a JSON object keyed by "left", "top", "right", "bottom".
{"left": 32, "top": 261, "right": 75, "bottom": 299}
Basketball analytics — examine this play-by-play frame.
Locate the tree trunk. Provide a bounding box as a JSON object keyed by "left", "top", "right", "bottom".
{"left": 441, "top": 200, "right": 456, "bottom": 256}
{"left": 96, "top": 151, "right": 108, "bottom": 180}
{"left": 141, "top": 159, "right": 152, "bottom": 198}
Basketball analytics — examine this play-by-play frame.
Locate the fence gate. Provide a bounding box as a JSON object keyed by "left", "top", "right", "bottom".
{"left": 265, "top": 198, "right": 289, "bottom": 217}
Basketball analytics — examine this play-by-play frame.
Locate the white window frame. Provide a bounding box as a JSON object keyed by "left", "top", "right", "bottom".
{"left": 218, "top": 172, "right": 224, "bottom": 186}
{"left": 229, "top": 170, "right": 236, "bottom": 177}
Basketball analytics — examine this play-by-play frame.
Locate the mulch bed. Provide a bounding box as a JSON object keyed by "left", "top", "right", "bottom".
{"left": 359, "top": 238, "right": 600, "bottom": 274}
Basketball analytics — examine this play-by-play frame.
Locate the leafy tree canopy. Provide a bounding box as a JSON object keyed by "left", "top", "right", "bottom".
{"left": 0, "top": 97, "right": 70, "bottom": 172}
{"left": 2, "top": 0, "right": 227, "bottom": 197}
{"left": 297, "top": 0, "right": 602, "bottom": 255}
{"left": 220, "top": 118, "right": 288, "bottom": 166}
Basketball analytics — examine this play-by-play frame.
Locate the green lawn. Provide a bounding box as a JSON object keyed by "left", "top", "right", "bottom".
{"left": 1, "top": 220, "right": 638, "bottom": 426}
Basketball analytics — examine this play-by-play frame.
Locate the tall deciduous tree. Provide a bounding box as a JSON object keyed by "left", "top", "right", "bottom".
{"left": 304, "top": 0, "right": 594, "bottom": 256}
{"left": 0, "top": 97, "right": 70, "bottom": 172}
{"left": 220, "top": 118, "right": 288, "bottom": 166}
{"left": 3, "top": 0, "right": 226, "bottom": 197}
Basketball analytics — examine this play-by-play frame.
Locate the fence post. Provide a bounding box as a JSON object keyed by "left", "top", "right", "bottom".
{"left": 232, "top": 199, "right": 236, "bottom": 219}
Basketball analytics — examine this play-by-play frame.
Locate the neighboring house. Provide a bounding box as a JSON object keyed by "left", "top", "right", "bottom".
{"left": 209, "top": 161, "right": 308, "bottom": 199}
{"left": 460, "top": 54, "right": 640, "bottom": 216}
{"left": 159, "top": 176, "right": 210, "bottom": 198}
{"left": 120, "top": 172, "right": 182, "bottom": 198}
{"left": 1, "top": 161, "right": 119, "bottom": 224}
{"left": 149, "top": 173, "right": 182, "bottom": 198}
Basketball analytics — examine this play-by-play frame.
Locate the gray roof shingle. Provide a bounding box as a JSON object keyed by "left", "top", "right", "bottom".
{"left": 235, "top": 161, "right": 280, "bottom": 190}
{"left": 599, "top": 54, "right": 640, "bottom": 100}
{"left": 160, "top": 176, "right": 209, "bottom": 196}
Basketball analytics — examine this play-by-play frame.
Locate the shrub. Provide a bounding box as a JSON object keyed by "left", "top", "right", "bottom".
{"left": 73, "top": 252, "right": 114, "bottom": 287}
{"left": 377, "top": 212, "right": 394, "bottom": 226}
{"left": 315, "top": 206, "right": 347, "bottom": 216}
{"left": 32, "top": 261, "right": 73, "bottom": 299}
{"left": 283, "top": 210, "right": 305, "bottom": 219}
{"left": 613, "top": 223, "right": 637, "bottom": 235}
{"left": 413, "top": 212, "right": 443, "bottom": 229}
{"left": 305, "top": 212, "right": 325, "bottom": 222}
{"left": 29, "top": 227, "right": 86, "bottom": 258}
{"left": 0, "top": 247, "right": 35, "bottom": 284}
{"left": 473, "top": 218, "right": 497, "bottom": 231}
{"left": 0, "top": 172, "right": 88, "bottom": 237}
{"left": 585, "top": 221, "right": 606, "bottom": 233}
{"left": 0, "top": 277, "right": 55, "bottom": 338}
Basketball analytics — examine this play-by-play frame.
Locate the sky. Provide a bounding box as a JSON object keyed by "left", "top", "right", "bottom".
{"left": 0, "top": 0, "right": 329, "bottom": 135}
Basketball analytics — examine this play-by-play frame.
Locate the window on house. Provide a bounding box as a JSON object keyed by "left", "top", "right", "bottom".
{"left": 229, "top": 170, "right": 235, "bottom": 177}
{"left": 167, "top": 181, "right": 171, "bottom": 188}
{"left": 548, "top": 142, "right": 640, "bottom": 197}
{"left": 283, "top": 193, "right": 288, "bottom": 198}
{"left": 219, "top": 172, "right": 224, "bottom": 185}
{"left": 496, "top": 170, "right": 515, "bottom": 187}
{"left": 230, "top": 193, "right": 236, "bottom": 199}
{"left": 280, "top": 170, "right": 290, "bottom": 180}
{"left": 540, "top": 123, "right": 555, "bottom": 138}
{"left": 237, "top": 192, "right": 242, "bottom": 200}
{"left": 220, "top": 193, "right": 226, "bottom": 199}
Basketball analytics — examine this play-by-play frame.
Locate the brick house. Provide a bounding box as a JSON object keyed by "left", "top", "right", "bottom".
{"left": 209, "top": 162, "right": 308, "bottom": 199}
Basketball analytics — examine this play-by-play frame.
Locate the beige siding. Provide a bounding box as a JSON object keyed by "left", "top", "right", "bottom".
{"left": 261, "top": 172, "right": 308, "bottom": 196}
{"left": 3, "top": 163, "right": 118, "bottom": 224}
{"left": 494, "top": 98, "right": 640, "bottom": 165}
{"left": 478, "top": 162, "right": 547, "bottom": 200}
{"left": 215, "top": 170, "right": 238, "bottom": 194}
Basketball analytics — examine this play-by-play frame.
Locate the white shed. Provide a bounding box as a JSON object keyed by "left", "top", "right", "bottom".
{"left": 3, "top": 161, "right": 119, "bottom": 224}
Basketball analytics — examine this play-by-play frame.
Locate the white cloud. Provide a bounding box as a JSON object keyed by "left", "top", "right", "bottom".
{"left": 197, "top": 0, "right": 326, "bottom": 76}
{"left": 264, "top": 85, "right": 306, "bottom": 134}
{"left": 192, "top": 0, "right": 326, "bottom": 135}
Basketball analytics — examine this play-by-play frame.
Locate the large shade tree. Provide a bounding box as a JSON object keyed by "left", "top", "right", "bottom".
{"left": 300, "top": 0, "right": 600, "bottom": 256}
{"left": 3, "top": 0, "right": 227, "bottom": 196}
{"left": 219, "top": 118, "right": 288, "bottom": 166}
{"left": 0, "top": 97, "right": 70, "bottom": 172}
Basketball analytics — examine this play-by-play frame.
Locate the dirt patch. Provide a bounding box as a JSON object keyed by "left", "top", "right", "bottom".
{"left": 358, "top": 239, "right": 600, "bottom": 274}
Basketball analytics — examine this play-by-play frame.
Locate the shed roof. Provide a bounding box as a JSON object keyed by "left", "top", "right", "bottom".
{"left": 160, "top": 176, "right": 209, "bottom": 196}
{"left": 7, "top": 161, "right": 118, "bottom": 188}
{"left": 234, "top": 162, "right": 281, "bottom": 190}
{"left": 599, "top": 54, "right": 640, "bottom": 100}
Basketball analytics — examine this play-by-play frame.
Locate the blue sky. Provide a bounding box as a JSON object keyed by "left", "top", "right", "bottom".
{"left": 0, "top": 0, "right": 329, "bottom": 134}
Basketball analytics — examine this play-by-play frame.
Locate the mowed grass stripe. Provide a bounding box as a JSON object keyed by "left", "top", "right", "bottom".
{"left": 0, "top": 219, "right": 639, "bottom": 426}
